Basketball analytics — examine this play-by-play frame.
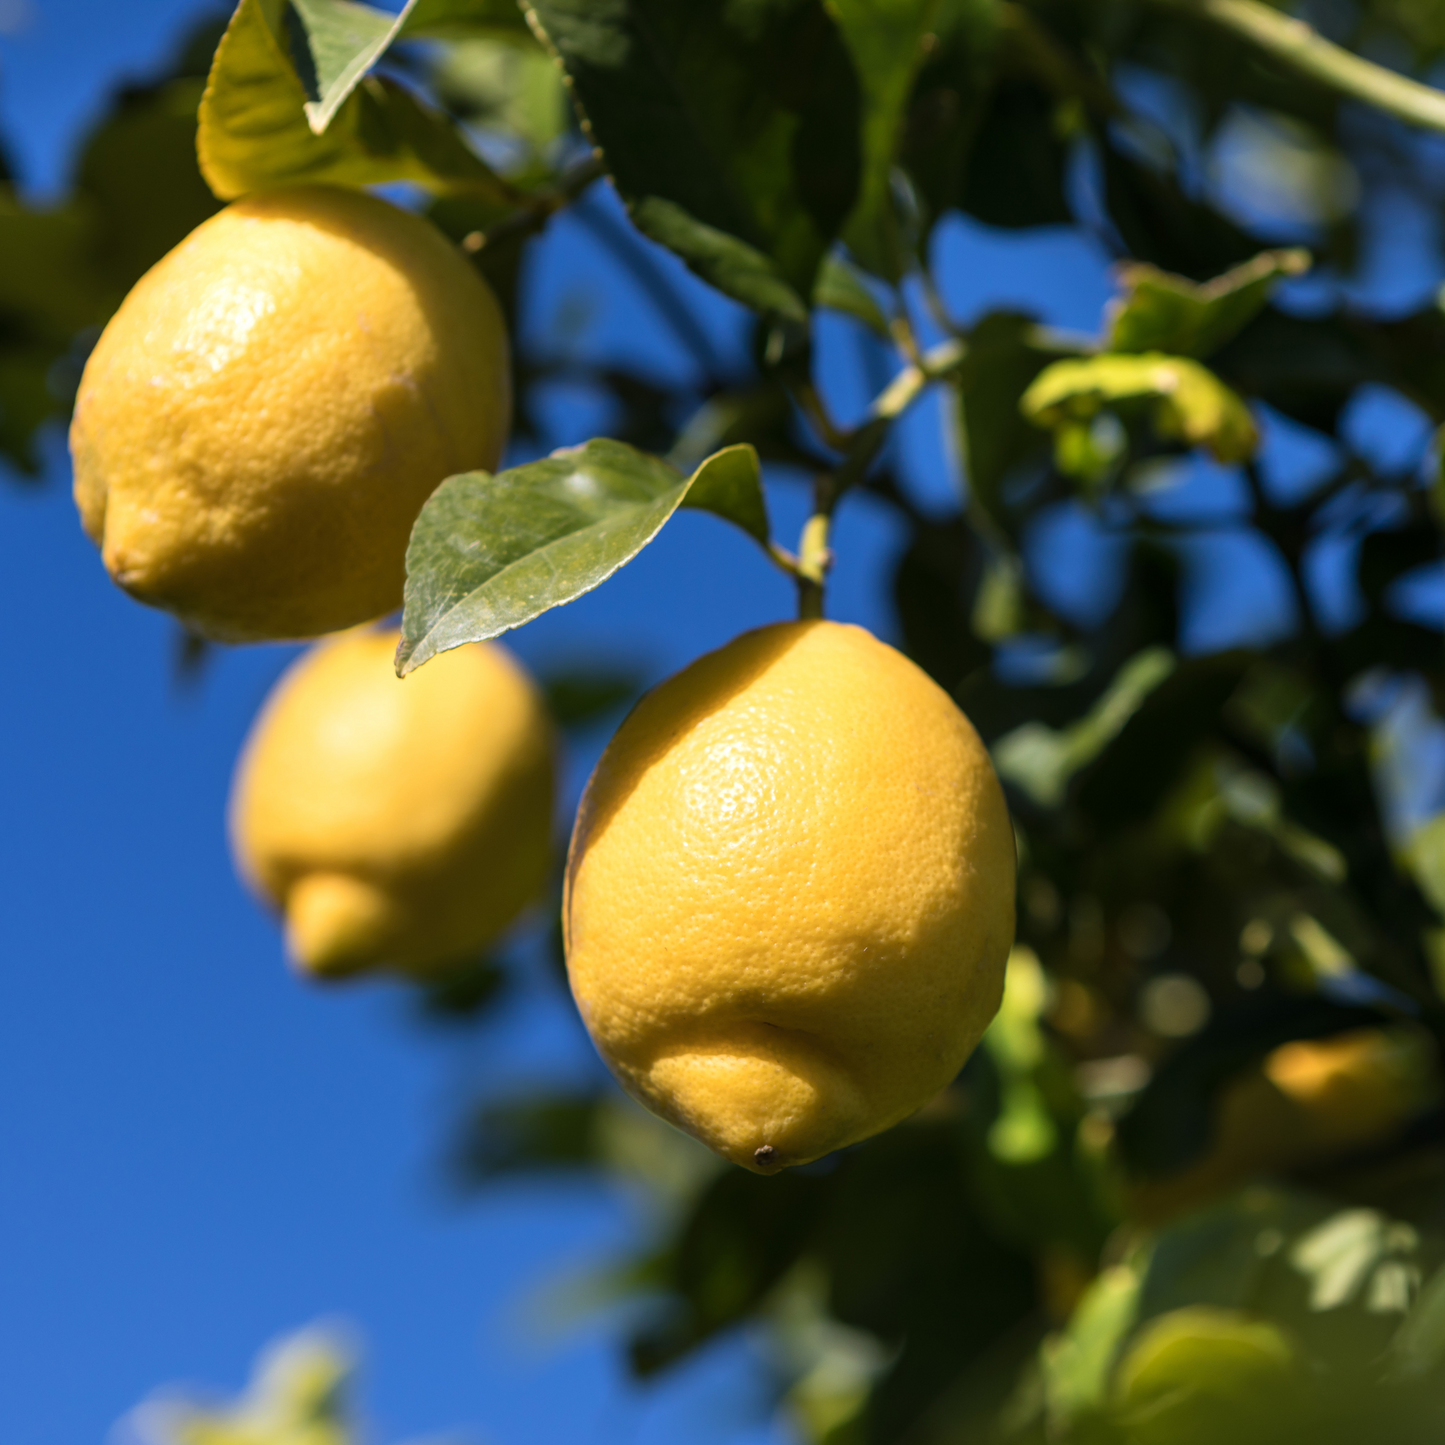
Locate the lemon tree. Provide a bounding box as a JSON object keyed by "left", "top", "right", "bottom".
{"left": 9, "top": 0, "right": 1445, "bottom": 1440}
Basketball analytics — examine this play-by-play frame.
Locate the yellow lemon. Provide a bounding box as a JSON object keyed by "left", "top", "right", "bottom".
{"left": 1127, "top": 1024, "right": 1438, "bottom": 1224}
{"left": 230, "top": 627, "right": 554, "bottom": 979}
{"left": 70, "top": 185, "right": 509, "bottom": 642}
{"left": 564, "top": 620, "right": 1016, "bottom": 1172}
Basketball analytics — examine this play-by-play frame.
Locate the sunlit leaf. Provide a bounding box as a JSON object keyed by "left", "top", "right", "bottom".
{"left": 1107, "top": 248, "right": 1312, "bottom": 359}
{"left": 1022, "top": 352, "right": 1259, "bottom": 464}
{"left": 198, "top": 0, "right": 511, "bottom": 200}
{"left": 291, "top": 0, "right": 418, "bottom": 132}
{"left": 399, "top": 442, "right": 769, "bottom": 672}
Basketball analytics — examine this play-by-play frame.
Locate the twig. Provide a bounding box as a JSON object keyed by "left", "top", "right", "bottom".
{"left": 1148, "top": 0, "right": 1445, "bottom": 134}
{"left": 461, "top": 153, "right": 606, "bottom": 254}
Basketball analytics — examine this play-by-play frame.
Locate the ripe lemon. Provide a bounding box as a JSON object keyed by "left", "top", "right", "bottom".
{"left": 230, "top": 627, "right": 554, "bottom": 979}
{"left": 564, "top": 620, "right": 1016, "bottom": 1172}
{"left": 1127, "top": 1024, "right": 1438, "bottom": 1224}
{"left": 70, "top": 185, "right": 509, "bottom": 642}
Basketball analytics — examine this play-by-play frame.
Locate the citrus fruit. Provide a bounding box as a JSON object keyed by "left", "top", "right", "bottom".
{"left": 70, "top": 184, "right": 509, "bottom": 642}
{"left": 1127, "top": 1024, "right": 1438, "bottom": 1224}
{"left": 563, "top": 620, "right": 1017, "bottom": 1172}
{"left": 230, "top": 626, "right": 554, "bottom": 979}
{"left": 1111, "top": 1307, "right": 1304, "bottom": 1445}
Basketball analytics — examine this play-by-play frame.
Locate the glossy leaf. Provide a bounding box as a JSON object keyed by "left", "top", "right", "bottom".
{"left": 399, "top": 442, "right": 769, "bottom": 672}
{"left": 1022, "top": 353, "right": 1259, "bottom": 464}
{"left": 291, "top": 0, "right": 417, "bottom": 133}
{"left": 522, "top": 0, "right": 862, "bottom": 316}
{"left": 198, "top": 0, "right": 510, "bottom": 200}
{"left": 1107, "top": 248, "right": 1313, "bottom": 359}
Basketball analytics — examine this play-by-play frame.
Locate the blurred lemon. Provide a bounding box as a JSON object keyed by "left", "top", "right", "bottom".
{"left": 230, "top": 627, "right": 553, "bottom": 979}
{"left": 71, "top": 184, "right": 509, "bottom": 642}
{"left": 1128, "top": 1025, "right": 1439, "bottom": 1224}
{"left": 564, "top": 620, "right": 1016, "bottom": 1172}
{"left": 1111, "top": 1307, "right": 1304, "bottom": 1445}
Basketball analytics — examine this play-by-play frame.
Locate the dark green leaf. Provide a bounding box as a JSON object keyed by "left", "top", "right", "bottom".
{"left": 828, "top": 0, "right": 938, "bottom": 279}
{"left": 199, "top": 0, "right": 511, "bottom": 200}
{"left": 399, "top": 441, "right": 769, "bottom": 672}
{"left": 898, "top": 0, "right": 998, "bottom": 230}
{"left": 813, "top": 250, "right": 892, "bottom": 335}
{"left": 958, "top": 77, "right": 1072, "bottom": 228}
{"left": 957, "top": 311, "right": 1082, "bottom": 533}
{"left": 1108, "top": 249, "right": 1312, "bottom": 359}
{"left": 1101, "top": 138, "right": 1262, "bottom": 282}
{"left": 522, "top": 0, "right": 862, "bottom": 313}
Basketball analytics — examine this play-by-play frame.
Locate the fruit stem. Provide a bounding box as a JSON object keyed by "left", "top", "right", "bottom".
{"left": 796, "top": 511, "right": 832, "bottom": 619}
{"left": 461, "top": 154, "right": 607, "bottom": 256}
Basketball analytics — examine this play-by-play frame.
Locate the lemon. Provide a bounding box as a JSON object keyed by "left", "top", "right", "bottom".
{"left": 564, "top": 620, "right": 1016, "bottom": 1172}
{"left": 70, "top": 184, "right": 509, "bottom": 642}
{"left": 230, "top": 626, "right": 554, "bottom": 979}
{"left": 1112, "top": 1308, "right": 1303, "bottom": 1445}
{"left": 1127, "top": 1024, "right": 1438, "bottom": 1224}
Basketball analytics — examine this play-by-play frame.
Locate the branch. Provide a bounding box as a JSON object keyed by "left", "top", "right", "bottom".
{"left": 460, "top": 153, "right": 606, "bottom": 254}
{"left": 1151, "top": 0, "right": 1445, "bottom": 134}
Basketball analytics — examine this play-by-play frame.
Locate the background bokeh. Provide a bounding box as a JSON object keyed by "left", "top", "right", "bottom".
{"left": 3, "top": 2, "right": 1443, "bottom": 1442}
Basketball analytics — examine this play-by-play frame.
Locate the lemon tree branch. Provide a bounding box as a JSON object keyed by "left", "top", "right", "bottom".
{"left": 1149, "top": 0, "right": 1445, "bottom": 133}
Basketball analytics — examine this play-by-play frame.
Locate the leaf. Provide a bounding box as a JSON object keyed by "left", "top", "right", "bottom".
{"left": 898, "top": 0, "right": 998, "bottom": 231}
{"left": 291, "top": 0, "right": 419, "bottom": 133}
{"left": 403, "top": 0, "right": 535, "bottom": 38}
{"left": 827, "top": 0, "right": 938, "bottom": 279}
{"left": 522, "top": 0, "right": 862, "bottom": 316}
{"left": 1041, "top": 1264, "right": 1143, "bottom": 1424}
{"left": 813, "top": 250, "right": 891, "bottom": 335}
{"left": 399, "top": 441, "right": 769, "bottom": 672}
{"left": 1022, "top": 353, "right": 1259, "bottom": 464}
{"left": 1405, "top": 813, "right": 1445, "bottom": 919}
{"left": 993, "top": 647, "right": 1176, "bottom": 808}
{"left": 957, "top": 311, "right": 1083, "bottom": 533}
{"left": 198, "top": 0, "right": 511, "bottom": 201}
{"left": 1107, "top": 249, "right": 1313, "bottom": 359}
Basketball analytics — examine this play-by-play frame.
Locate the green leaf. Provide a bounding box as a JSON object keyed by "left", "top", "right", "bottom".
{"left": 522, "top": 0, "right": 862, "bottom": 315}
{"left": 956, "top": 311, "right": 1084, "bottom": 532}
{"left": 630, "top": 198, "right": 809, "bottom": 326}
{"left": 399, "top": 441, "right": 770, "bottom": 672}
{"left": 1022, "top": 353, "right": 1259, "bottom": 465}
{"left": 1107, "top": 249, "right": 1313, "bottom": 359}
{"left": 198, "top": 0, "right": 511, "bottom": 201}
{"left": 993, "top": 648, "right": 1177, "bottom": 808}
{"left": 1042, "top": 1263, "right": 1144, "bottom": 1423}
{"left": 291, "top": 0, "right": 418, "bottom": 133}
{"left": 403, "top": 0, "right": 535, "bottom": 38}
{"left": 812, "top": 250, "right": 891, "bottom": 336}
{"left": 1405, "top": 813, "right": 1445, "bottom": 918}
{"left": 827, "top": 0, "right": 938, "bottom": 280}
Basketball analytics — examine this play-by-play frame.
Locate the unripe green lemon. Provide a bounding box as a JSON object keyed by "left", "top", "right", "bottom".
{"left": 230, "top": 627, "right": 554, "bottom": 979}
{"left": 70, "top": 185, "right": 509, "bottom": 642}
{"left": 564, "top": 620, "right": 1016, "bottom": 1173}
{"left": 1112, "top": 1307, "right": 1304, "bottom": 1445}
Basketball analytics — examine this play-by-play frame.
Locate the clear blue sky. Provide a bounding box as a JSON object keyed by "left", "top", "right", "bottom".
{"left": 1, "top": 5, "right": 1439, "bottom": 1444}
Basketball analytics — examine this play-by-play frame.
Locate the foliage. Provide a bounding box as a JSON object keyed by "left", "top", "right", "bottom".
{"left": 10, "top": 0, "right": 1445, "bottom": 1439}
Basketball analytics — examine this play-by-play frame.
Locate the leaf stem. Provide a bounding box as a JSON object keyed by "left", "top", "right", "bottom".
{"left": 1148, "top": 0, "right": 1445, "bottom": 133}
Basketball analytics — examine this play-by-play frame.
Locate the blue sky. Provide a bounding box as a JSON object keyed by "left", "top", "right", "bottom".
{"left": 2, "top": 5, "right": 1442, "bottom": 1444}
